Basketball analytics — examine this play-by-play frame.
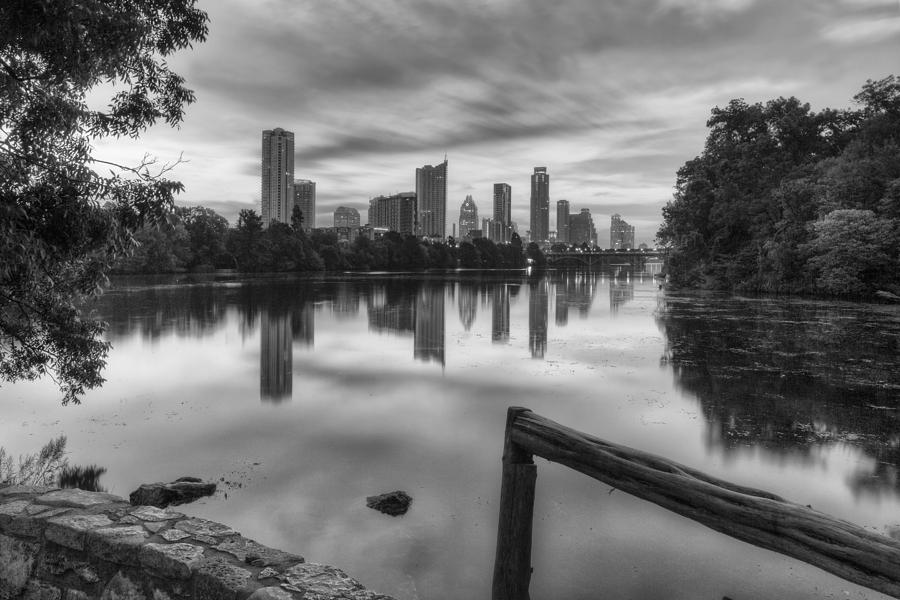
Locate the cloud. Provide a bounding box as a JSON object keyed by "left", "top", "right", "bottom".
{"left": 95, "top": 0, "right": 900, "bottom": 232}
{"left": 821, "top": 15, "right": 900, "bottom": 42}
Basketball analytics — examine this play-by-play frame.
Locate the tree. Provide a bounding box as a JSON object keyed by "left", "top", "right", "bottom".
{"left": 803, "top": 209, "right": 899, "bottom": 296}
{"left": 290, "top": 204, "right": 304, "bottom": 232}
{"left": 179, "top": 206, "right": 229, "bottom": 269}
{"left": 0, "top": 1, "right": 208, "bottom": 402}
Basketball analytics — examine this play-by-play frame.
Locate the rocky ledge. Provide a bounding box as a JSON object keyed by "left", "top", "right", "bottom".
{"left": 0, "top": 485, "right": 394, "bottom": 600}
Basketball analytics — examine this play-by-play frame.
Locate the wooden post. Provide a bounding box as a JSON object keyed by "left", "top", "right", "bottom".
{"left": 492, "top": 407, "right": 537, "bottom": 600}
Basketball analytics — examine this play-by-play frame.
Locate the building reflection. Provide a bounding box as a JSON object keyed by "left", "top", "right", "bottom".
{"left": 457, "top": 283, "right": 478, "bottom": 331}
{"left": 609, "top": 273, "right": 634, "bottom": 314}
{"left": 260, "top": 308, "right": 292, "bottom": 403}
{"left": 366, "top": 281, "right": 444, "bottom": 366}
{"left": 291, "top": 303, "right": 315, "bottom": 347}
{"left": 414, "top": 284, "right": 445, "bottom": 366}
{"left": 330, "top": 282, "right": 361, "bottom": 318}
{"left": 367, "top": 282, "right": 415, "bottom": 334}
{"left": 553, "top": 271, "right": 599, "bottom": 324}
{"left": 528, "top": 278, "right": 548, "bottom": 359}
{"left": 492, "top": 285, "right": 510, "bottom": 343}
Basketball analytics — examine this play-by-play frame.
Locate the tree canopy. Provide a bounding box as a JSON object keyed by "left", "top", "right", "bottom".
{"left": 0, "top": 0, "right": 208, "bottom": 402}
{"left": 658, "top": 76, "right": 900, "bottom": 297}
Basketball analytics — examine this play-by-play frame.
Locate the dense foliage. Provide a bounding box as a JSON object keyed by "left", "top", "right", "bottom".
{"left": 658, "top": 76, "right": 900, "bottom": 298}
{"left": 0, "top": 0, "right": 208, "bottom": 402}
{"left": 114, "top": 207, "right": 532, "bottom": 273}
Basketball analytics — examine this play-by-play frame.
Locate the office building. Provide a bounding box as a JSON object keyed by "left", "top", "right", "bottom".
{"left": 292, "top": 179, "right": 315, "bottom": 230}
{"left": 368, "top": 192, "right": 417, "bottom": 235}
{"left": 556, "top": 199, "right": 570, "bottom": 244}
{"left": 458, "top": 195, "right": 478, "bottom": 239}
{"left": 261, "top": 128, "right": 294, "bottom": 227}
{"left": 492, "top": 183, "right": 513, "bottom": 243}
{"left": 416, "top": 158, "right": 448, "bottom": 239}
{"left": 610, "top": 214, "right": 635, "bottom": 249}
{"left": 530, "top": 167, "right": 550, "bottom": 244}
{"left": 333, "top": 206, "right": 360, "bottom": 229}
{"left": 570, "top": 208, "right": 598, "bottom": 246}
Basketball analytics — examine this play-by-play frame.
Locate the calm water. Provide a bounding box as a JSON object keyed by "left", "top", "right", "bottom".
{"left": 3, "top": 271, "right": 900, "bottom": 600}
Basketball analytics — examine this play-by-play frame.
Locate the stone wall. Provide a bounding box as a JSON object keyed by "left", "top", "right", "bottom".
{"left": 0, "top": 485, "right": 394, "bottom": 600}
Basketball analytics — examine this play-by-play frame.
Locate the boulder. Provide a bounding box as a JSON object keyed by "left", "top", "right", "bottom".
{"left": 365, "top": 491, "right": 412, "bottom": 517}
{"left": 129, "top": 478, "right": 216, "bottom": 508}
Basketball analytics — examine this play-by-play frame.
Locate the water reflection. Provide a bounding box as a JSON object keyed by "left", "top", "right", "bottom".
{"left": 16, "top": 271, "right": 899, "bottom": 600}
{"left": 492, "top": 285, "right": 510, "bottom": 343}
{"left": 414, "top": 284, "right": 445, "bottom": 366}
{"left": 528, "top": 277, "right": 549, "bottom": 359}
{"left": 656, "top": 293, "right": 900, "bottom": 498}
{"left": 609, "top": 275, "right": 634, "bottom": 314}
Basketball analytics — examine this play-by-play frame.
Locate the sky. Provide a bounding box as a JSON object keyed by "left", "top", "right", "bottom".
{"left": 96, "top": 0, "right": 900, "bottom": 246}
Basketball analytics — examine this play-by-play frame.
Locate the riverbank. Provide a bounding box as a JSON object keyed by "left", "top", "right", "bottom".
{"left": 0, "top": 485, "right": 394, "bottom": 600}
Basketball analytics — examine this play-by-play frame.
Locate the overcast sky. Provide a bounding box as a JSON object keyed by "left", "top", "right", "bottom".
{"left": 97, "top": 0, "right": 899, "bottom": 245}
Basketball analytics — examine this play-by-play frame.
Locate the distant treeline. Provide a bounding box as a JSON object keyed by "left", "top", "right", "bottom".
{"left": 113, "top": 205, "right": 544, "bottom": 274}
{"left": 658, "top": 76, "right": 900, "bottom": 298}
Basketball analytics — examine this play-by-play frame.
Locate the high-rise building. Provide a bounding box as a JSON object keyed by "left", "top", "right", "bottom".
{"left": 416, "top": 158, "right": 448, "bottom": 239}
{"left": 530, "top": 167, "right": 550, "bottom": 244}
{"left": 492, "top": 183, "right": 512, "bottom": 243}
{"left": 610, "top": 214, "right": 635, "bottom": 249}
{"left": 458, "top": 195, "right": 478, "bottom": 239}
{"left": 368, "top": 192, "right": 417, "bottom": 235}
{"left": 570, "top": 208, "right": 597, "bottom": 246}
{"left": 556, "top": 199, "right": 570, "bottom": 244}
{"left": 333, "top": 206, "right": 360, "bottom": 229}
{"left": 261, "top": 128, "right": 294, "bottom": 227}
{"left": 292, "top": 179, "right": 315, "bottom": 230}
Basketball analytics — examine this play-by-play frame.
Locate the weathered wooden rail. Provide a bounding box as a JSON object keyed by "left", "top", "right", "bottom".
{"left": 492, "top": 407, "right": 900, "bottom": 600}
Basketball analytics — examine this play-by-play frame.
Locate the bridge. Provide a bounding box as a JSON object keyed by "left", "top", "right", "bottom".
{"left": 544, "top": 249, "right": 665, "bottom": 270}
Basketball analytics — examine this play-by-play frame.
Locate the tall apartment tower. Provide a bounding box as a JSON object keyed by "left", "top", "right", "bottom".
{"left": 261, "top": 128, "right": 294, "bottom": 227}
{"left": 556, "top": 199, "right": 570, "bottom": 244}
{"left": 292, "top": 179, "right": 316, "bottom": 230}
{"left": 610, "top": 213, "right": 635, "bottom": 249}
{"left": 530, "top": 167, "right": 550, "bottom": 244}
{"left": 458, "top": 195, "right": 478, "bottom": 239}
{"left": 416, "top": 158, "right": 448, "bottom": 239}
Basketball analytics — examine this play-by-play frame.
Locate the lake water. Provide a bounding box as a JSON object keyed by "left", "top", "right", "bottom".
{"left": 2, "top": 271, "right": 900, "bottom": 600}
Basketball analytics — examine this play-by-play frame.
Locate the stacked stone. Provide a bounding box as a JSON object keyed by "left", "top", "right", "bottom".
{"left": 0, "top": 485, "right": 394, "bottom": 600}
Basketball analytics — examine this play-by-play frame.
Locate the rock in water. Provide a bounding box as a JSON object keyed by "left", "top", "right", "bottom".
{"left": 129, "top": 478, "right": 216, "bottom": 507}
{"left": 366, "top": 490, "right": 412, "bottom": 516}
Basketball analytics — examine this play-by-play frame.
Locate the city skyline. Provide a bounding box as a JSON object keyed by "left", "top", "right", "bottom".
{"left": 93, "top": 1, "right": 899, "bottom": 246}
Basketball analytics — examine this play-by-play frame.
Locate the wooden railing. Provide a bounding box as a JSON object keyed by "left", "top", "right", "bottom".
{"left": 492, "top": 407, "right": 900, "bottom": 600}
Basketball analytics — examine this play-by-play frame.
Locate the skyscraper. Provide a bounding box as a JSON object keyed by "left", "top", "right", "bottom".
{"left": 556, "top": 199, "right": 570, "bottom": 244}
{"left": 530, "top": 167, "right": 549, "bottom": 243}
{"left": 493, "top": 183, "right": 512, "bottom": 243}
{"left": 610, "top": 214, "right": 635, "bottom": 249}
{"left": 570, "top": 208, "right": 597, "bottom": 246}
{"left": 333, "top": 206, "right": 360, "bottom": 228}
{"left": 261, "top": 128, "right": 294, "bottom": 227}
{"left": 458, "top": 195, "right": 478, "bottom": 239}
{"left": 416, "top": 158, "right": 448, "bottom": 239}
{"left": 292, "top": 179, "right": 315, "bottom": 230}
